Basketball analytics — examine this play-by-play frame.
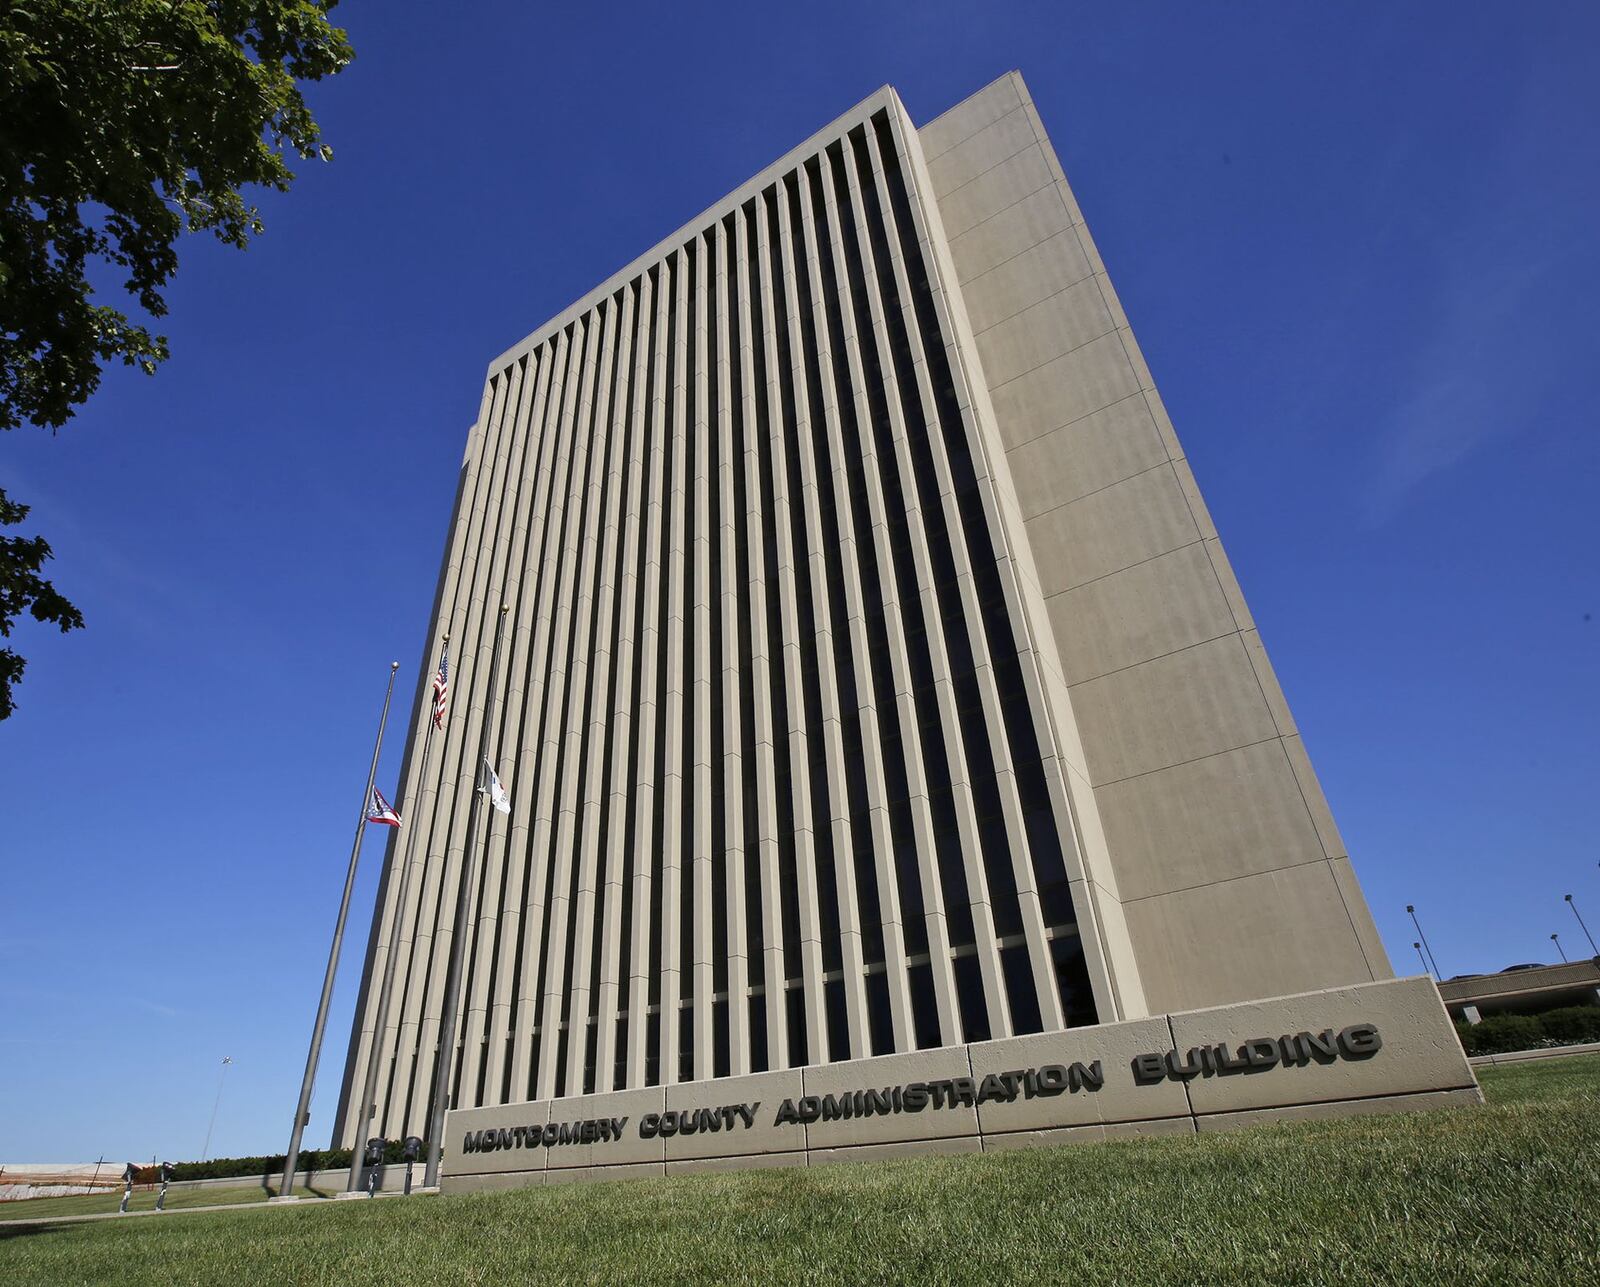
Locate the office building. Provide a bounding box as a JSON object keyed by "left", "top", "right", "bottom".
{"left": 333, "top": 73, "right": 1474, "bottom": 1185}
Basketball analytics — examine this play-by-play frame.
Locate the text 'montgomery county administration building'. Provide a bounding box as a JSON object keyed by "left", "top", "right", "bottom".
{"left": 334, "top": 73, "right": 1474, "bottom": 1176}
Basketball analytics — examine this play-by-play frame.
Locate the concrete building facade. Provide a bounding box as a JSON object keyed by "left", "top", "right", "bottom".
{"left": 333, "top": 74, "right": 1451, "bottom": 1173}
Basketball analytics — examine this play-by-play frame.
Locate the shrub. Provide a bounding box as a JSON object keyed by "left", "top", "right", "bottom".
{"left": 1455, "top": 1007, "right": 1600, "bottom": 1055}
{"left": 1538, "top": 1006, "right": 1600, "bottom": 1045}
{"left": 1456, "top": 1013, "right": 1541, "bottom": 1056}
{"left": 167, "top": 1141, "right": 417, "bottom": 1183}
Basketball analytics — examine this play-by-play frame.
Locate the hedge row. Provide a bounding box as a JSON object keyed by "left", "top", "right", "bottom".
{"left": 168, "top": 1141, "right": 418, "bottom": 1183}
{"left": 1454, "top": 1006, "right": 1600, "bottom": 1056}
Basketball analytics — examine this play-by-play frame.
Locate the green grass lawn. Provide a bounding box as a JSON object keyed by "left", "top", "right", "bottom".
{"left": 4, "top": 1056, "right": 1597, "bottom": 1285}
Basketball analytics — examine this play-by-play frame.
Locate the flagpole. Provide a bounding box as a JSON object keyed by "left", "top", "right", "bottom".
{"left": 347, "top": 634, "right": 450, "bottom": 1194}
{"left": 424, "top": 604, "right": 510, "bottom": 1189}
{"left": 275, "top": 660, "right": 400, "bottom": 1202}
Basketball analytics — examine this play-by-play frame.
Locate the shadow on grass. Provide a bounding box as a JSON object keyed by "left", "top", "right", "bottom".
{"left": 261, "top": 1184, "right": 336, "bottom": 1199}
{"left": 0, "top": 1223, "right": 67, "bottom": 1243}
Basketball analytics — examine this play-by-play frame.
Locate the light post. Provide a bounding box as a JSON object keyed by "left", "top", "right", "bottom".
{"left": 1551, "top": 933, "right": 1568, "bottom": 964}
{"left": 1564, "top": 895, "right": 1597, "bottom": 955}
{"left": 1407, "top": 905, "right": 1441, "bottom": 977}
{"left": 1413, "top": 941, "right": 1431, "bottom": 977}
{"left": 201, "top": 1056, "right": 232, "bottom": 1162}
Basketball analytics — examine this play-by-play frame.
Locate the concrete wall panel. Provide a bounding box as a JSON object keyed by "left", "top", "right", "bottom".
{"left": 1023, "top": 466, "right": 1199, "bottom": 595}
{"left": 988, "top": 332, "right": 1142, "bottom": 450}
{"left": 1045, "top": 542, "right": 1237, "bottom": 685}
{"left": 1122, "top": 864, "right": 1384, "bottom": 1013}
{"left": 972, "top": 278, "right": 1115, "bottom": 387}
{"left": 1003, "top": 394, "right": 1167, "bottom": 517}
{"left": 959, "top": 229, "right": 1094, "bottom": 333}
{"left": 1094, "top": 740, "right": 1327, "bottom": 903}
{"left": 926, "top": 107, "right": 1039, "bottom": 194}
{"left": 936, "top": 146, "right": 1056, "bottom": 241}
{"left": 947, "top": 186, "right": 1076, "bottom": 283}
{"left": 1069, "top": 634, "right": 1279, "bottom": 785}
{"left": 919, "top": 75, "right": 1023, "bottom": 161}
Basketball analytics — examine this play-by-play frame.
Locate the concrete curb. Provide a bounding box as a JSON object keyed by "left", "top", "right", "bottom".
{"left": 1470, "top": 1041, "right": 1600, "bottom": 1068}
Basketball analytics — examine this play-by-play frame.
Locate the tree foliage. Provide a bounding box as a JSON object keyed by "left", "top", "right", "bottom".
{"left": 0, "top": 1, "right": 351, "bottom": 717}
{"left": 0, "top": 489, "right": 81, "bottom": 719}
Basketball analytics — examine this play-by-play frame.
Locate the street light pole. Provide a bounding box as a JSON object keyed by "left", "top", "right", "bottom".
{"left": 1564, "top": 895, "right": 1598, "bottom": 955}
{"left": 1551, "top": 933, "right": 1568, "bottom": 964}
{"left": 1406, "top": 905, "right": 1442, "bottom": 978}
{"left": 1413, "top": 942, "right": 1431, "bottom": 977}
{"left": 200, "top": 1056, "right": 233, "bottom": 1162}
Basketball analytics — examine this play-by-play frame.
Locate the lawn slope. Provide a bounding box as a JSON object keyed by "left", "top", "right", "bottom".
{"left": 4, "top": 1057, "right": 1597, "bottom": 1285}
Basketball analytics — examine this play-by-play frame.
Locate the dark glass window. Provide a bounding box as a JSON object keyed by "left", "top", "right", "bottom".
{"left": 785, "top": 987, "right": 809, "bottom": 1068}
{"left": 825, "top": 977, "right": 849, "bottom": 1062}
{"left": 865, "top": 971, "right": 895, "bottom": 1055}
{"left": 907, "top": 961, "right": 941, "bottom": 1050}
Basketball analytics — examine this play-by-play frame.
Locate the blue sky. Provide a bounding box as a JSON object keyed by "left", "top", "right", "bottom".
{"left": 3, "top": 2, "right": 1596, "bottom": 1164}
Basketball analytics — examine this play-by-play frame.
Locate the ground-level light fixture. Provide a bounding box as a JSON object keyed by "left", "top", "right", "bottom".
{"left": 364, "top": 1138, "right": 386, "bottom": 1197}
{"left": 401, "top": 1135, "right": 424, "bottom": 1195}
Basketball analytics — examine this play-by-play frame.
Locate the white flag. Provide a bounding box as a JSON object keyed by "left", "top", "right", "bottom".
{"left": 484, "top": 759, "right": 511, "bottom": 814}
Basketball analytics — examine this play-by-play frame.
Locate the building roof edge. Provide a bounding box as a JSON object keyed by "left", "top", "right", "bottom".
{"left": 481, "top": 83, "right": 907, "bottom": 380}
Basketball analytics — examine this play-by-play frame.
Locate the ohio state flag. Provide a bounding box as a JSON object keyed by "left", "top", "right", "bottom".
{"left": 367, "top": 785, "right": 401, "bottom": 827}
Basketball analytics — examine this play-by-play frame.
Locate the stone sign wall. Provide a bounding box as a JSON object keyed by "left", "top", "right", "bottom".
{"left": 442, "top": 976, "right": 1478, "bottom": 1192}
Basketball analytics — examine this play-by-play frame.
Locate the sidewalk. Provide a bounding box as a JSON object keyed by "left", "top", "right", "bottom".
{"left": 0, "top": 1188, "right": 431, "bottom": 1230}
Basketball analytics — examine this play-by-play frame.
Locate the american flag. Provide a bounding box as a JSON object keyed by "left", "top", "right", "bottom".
{"left": 432, "top": 643, "right": 450, "bottom": 729}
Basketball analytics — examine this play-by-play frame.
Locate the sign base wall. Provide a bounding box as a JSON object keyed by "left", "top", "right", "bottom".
{"left": 441, "top": 976, "right": 1478, "bottom": 1193}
